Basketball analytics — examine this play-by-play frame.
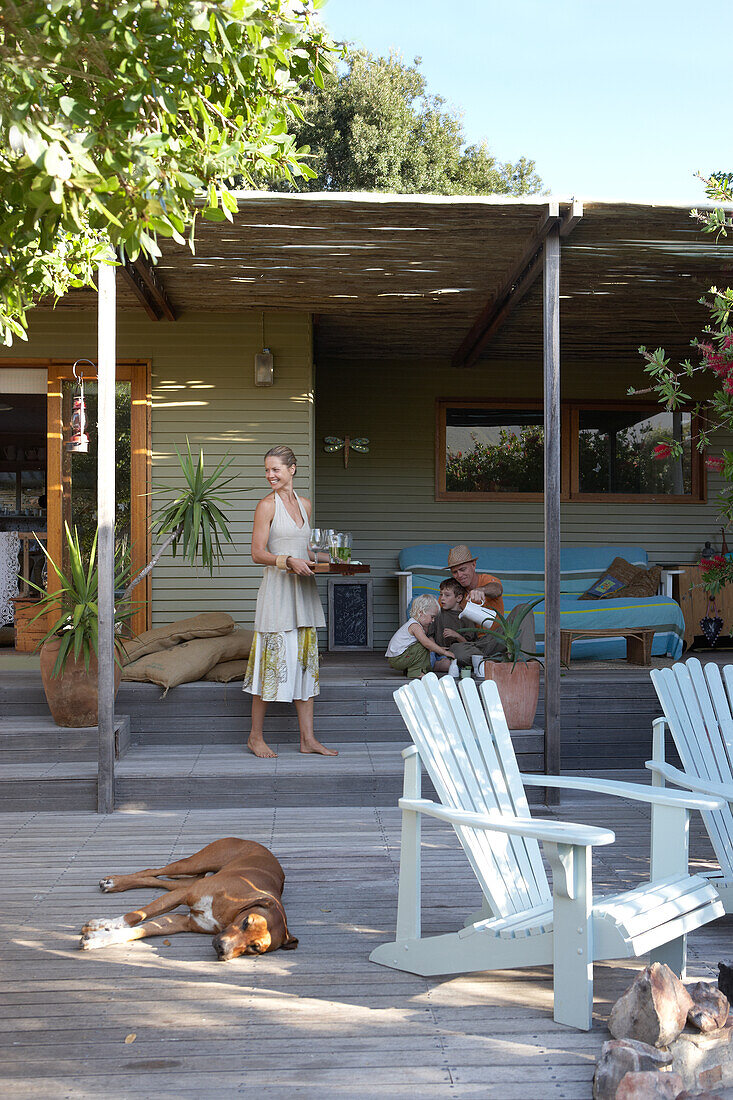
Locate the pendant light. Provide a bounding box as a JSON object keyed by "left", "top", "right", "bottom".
{"left": 254, "top": 313, "right": 274, "bottom": 387}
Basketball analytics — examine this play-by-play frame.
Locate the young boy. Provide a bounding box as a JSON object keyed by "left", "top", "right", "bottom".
{"left": 385, "top": 594, "right": 455, "bottom": 679}
{"left": 431, "top": 576, "right": 509, "bottom": 677}
{"left": 429, "top": 578, "right": 468, "bottom": 674}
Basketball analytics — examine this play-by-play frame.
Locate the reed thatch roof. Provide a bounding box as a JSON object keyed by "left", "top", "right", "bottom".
{"left": 51, "top": 192, "right": 733, "bottom": 364}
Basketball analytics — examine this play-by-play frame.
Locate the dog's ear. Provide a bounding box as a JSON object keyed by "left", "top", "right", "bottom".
{"left": 281, "top": 933, "right": 299, "bottom": 950}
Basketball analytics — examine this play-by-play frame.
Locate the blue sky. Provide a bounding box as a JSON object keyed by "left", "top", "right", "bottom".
{"left": 321, "top": 0, "right": 725, "bottom": 205}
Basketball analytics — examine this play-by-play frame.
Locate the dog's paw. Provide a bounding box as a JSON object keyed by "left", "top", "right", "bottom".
{"left": 81, "top": 915, "right": 126, "bottom": 934}
{"left": 82, "top": 917, "right": 112, "bottom": 932}
{"left": 99, "top": 877, "right": 117, "bottom": 892}
{"left": 79, "top": 917, "right": 131, "bottom": 950}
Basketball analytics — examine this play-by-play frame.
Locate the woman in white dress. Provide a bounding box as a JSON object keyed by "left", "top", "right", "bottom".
{"left": 243, "top": 445, "right": 338, "bottom": 759}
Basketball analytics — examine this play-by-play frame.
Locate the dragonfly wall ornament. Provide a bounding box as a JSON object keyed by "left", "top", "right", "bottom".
{"left": 323, "top": 435, "right": 370, "bottom": 468}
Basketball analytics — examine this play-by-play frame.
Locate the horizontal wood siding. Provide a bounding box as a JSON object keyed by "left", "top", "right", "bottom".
{"left": 315, "top": 355, "right": 730, "bottom": 648}
{"left": 0, "top": 310, "right": 314, "bottom": 629}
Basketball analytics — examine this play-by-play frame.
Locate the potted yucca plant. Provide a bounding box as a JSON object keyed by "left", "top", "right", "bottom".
{"left": 481, "top": 598, "right": 544, "bottom": 730}
{"left": 28, "top": 524, "right": 135, "bottom": 727}
{"left": 29, "top": 441, "right": 239, "bottom": 726}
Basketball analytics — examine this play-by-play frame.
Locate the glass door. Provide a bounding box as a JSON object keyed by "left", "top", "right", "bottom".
{"left": 47, "top": 362, "right": 150, "bottom": 637}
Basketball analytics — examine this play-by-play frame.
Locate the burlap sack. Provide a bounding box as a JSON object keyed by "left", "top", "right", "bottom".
{"left": 204, "top": 658, "right": 249, "bottom": 683}
{"left": 122, "top": 628, "right": 253, "bottom": 691}
{"left": 121, "top": 613, "right": 234, "bottom": 665}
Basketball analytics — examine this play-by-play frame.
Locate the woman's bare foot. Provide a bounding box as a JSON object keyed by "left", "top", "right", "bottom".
{"left": 247, "top": 736, "right": 277, "bottom": 759}
{"left": 300, "top": 737, "right": 338, "bottom": 756}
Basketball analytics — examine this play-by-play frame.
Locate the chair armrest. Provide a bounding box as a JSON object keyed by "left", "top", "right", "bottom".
{"left": 521, "top": 773, "right": 724, "bottom": 812}
{"left": 646, "top": 760, "right": 733, "bottom": 803}
{"left": 402, "top": 744, "right": 419, "bottom": 760}
{"left": 398, "top": 797, "right": 615, "bottom": 847}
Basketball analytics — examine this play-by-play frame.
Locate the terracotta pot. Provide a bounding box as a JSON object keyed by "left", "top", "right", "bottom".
{"left": 482, "top": 659, "right": 540, "bottom": 730}
{"left": 40, "top": 636, "right": 121, "bottom": 728}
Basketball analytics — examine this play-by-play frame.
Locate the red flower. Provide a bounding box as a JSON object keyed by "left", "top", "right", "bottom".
{"left": 653, "top": 443, "right": 672, "bottom": 460}
{"left": 701, "top": 554, "right": 728, "bottom": 572}
{"left": 706, "top": 456, "right": 725, "bottom": 472}
{"left": 724, "top": 375, "right": 733, "bottom": 394}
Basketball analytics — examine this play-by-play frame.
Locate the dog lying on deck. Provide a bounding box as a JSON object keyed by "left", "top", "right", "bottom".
{"left": 79, "top": 837, "right": 298, "bottom": 959}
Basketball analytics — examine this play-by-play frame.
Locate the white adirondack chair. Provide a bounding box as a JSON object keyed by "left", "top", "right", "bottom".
{"left": 649, "top": 656, "right": 733, "bottom": 913}
{"left": 370, "top": 672, "right": 724, "bottom": 1030}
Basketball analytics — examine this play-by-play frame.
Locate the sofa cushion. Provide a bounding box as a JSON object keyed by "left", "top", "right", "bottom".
{"left": 579, "top": 557, "right": 642, "bottom": 600}
{"left": 615, "top": 565, "right": 661, "bottom": 599}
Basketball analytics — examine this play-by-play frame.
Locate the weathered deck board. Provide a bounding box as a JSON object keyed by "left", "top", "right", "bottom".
{"left": 0, "top": 799, "right": 732, "bottom": 1099}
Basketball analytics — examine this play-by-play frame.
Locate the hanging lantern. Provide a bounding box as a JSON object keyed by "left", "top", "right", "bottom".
{"left": 66, "top": 359, "right": 92, "bottom": 453}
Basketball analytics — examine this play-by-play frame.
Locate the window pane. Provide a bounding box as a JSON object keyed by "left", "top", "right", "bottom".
{"left": 445, "top": 408, "right": 544, "bottom": 493}
{"left": 578, "top": 409, "right": 691, "bottom": 495}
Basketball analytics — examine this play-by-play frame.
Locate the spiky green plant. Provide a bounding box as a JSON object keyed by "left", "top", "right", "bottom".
{"left": 123, "top": 439, "right": 239, "bottom": 600}
{"left": 26, "top": 523, "right": 135, "bottom": 678}
{"left": 486, "top": 597, "right": 545, "bottom": 668}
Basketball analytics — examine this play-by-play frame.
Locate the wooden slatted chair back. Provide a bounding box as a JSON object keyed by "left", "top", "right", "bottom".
{"left": 651, "top": 658, "right": 733, "bottom": 879}
{"left": 393, "top": 672, "right": 551, "bottom": 919}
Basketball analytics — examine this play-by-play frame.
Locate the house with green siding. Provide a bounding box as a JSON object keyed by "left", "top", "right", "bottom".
{"left": 1, "top": 192, "right": 729, "bottom": 650}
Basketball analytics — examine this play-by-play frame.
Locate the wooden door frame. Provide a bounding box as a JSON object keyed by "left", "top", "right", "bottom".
{"left": 47, "top": 360, "right": 152, "bottom": 636}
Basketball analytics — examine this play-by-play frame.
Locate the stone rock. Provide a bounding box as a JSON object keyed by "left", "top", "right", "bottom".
{"left": 609, "top": 963, "right": 695, "bottom": 1048}
{"left": 687, "top": 981, "right": 730, "bottom": 1032}
{"left": 677, "top": 1092, "right": 724, "bottom": 1099}
{"left": 669, "top": 1020, "right": 733, "bottom": 1093}
{"left": 718, "top": 961, "right": 733, "bottom": 1003}
{"left": 615, "top": 1071, "right": 684, "bottom": 1098}
{"left": 592, "top": 1039, "right": 673, "bottom": 1100}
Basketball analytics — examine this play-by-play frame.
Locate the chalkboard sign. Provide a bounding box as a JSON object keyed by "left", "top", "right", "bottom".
{"left": 328, "top": 577, "right": 373, "bottom": 651}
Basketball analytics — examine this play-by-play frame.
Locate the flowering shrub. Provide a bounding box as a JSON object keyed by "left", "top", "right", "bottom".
{"left": 637, "top": 172, "right": 733, "bottom": 524}
{"left": 699, "top": 554, "right": 733, "bottom": 599}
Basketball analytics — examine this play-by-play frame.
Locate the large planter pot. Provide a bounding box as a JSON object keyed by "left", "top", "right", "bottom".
{"left": 483, "top": 659, "right": 540, "bottom": 730}
{"left": 40, "top": 636, "right": 121, "bottom": 728}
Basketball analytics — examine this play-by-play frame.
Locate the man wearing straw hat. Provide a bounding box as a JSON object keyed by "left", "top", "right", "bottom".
{"left": 438, "top": 545, "right": 534, "bottom": 676}
{"left": 446, "top": 544, "right": 504, "bottom": 614}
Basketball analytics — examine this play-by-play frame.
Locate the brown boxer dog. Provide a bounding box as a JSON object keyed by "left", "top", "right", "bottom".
{"left": 80, "top": 837, "right": 297, "bottom": 959}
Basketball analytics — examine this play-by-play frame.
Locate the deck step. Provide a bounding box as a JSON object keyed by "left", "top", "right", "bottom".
{"left": 0, "top": 715, "right": 130, "bottom": 762}
{"left": 0, "top": 742, "right": 546, "bottom": 811}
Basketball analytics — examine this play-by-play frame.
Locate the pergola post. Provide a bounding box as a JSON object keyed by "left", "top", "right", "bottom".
{"left": 543, "top": 222, "right": 561, "bottom": 795}
{"left": 97, "top": 259, "right": 116, "bottom": 814}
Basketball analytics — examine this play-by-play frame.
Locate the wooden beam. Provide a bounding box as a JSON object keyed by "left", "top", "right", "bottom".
{"left": 543, "top": 224, "right": 561, "bottom": 801}
{"left": 452, "top": 202, "right": 560, "bottom": 369}
{"left": 560, "top": 198, "right": 583, "bottom": 237}
{"left": 452, "top": 200, "right": 584, "bottom": 369}
{"left": 119, "top": 254, "right": 177, "bottom": 321}
{"left": 97, "top": 260, "right": 116, "bottom": 815}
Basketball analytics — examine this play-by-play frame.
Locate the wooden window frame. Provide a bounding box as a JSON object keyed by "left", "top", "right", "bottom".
{"left": 435, "top": 398, "right": 706, "bottom": 505}
{"left": 567, "top": 401, "right": 706, "bottom": 504}
{"left": 435, "top": 399, "right": 571, "bottom": 502}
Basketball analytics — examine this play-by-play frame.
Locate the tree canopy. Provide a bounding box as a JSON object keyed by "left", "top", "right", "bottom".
{"left": 0, "top": 0, "right": 337, "bottom": 345}
{"left": 267, "top": 50, "right": 543, "bottom": 196}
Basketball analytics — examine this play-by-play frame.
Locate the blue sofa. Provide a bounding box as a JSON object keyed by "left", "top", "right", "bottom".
{"left": 399, "top": 544, "right": 685, "bottom": 661}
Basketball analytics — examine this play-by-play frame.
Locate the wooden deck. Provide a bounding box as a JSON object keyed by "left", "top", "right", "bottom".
{"left": 4, "top": 649, "right": 729, "bottom": 811}
{"left": 2, "top": 793, "right": 733, "bottom": 1098}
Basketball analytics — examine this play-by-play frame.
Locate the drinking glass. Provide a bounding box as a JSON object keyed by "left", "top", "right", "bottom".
{"left": 330, "top": 532, "right": 353, "bottom": 563}
{"left": 310, "top": 528, "right": 325, "bottom": 552}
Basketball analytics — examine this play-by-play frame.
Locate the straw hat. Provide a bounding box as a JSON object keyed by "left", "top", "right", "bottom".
{"left": 447, "top": 544, "right": 476, "bottom": 568}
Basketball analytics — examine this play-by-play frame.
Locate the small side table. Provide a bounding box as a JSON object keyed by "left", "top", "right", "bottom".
{"left": 327, "top": 575, "right": 374, "bottom": 651}
{"left": 659, "top": 567, "right": 686, "bottom": 599}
